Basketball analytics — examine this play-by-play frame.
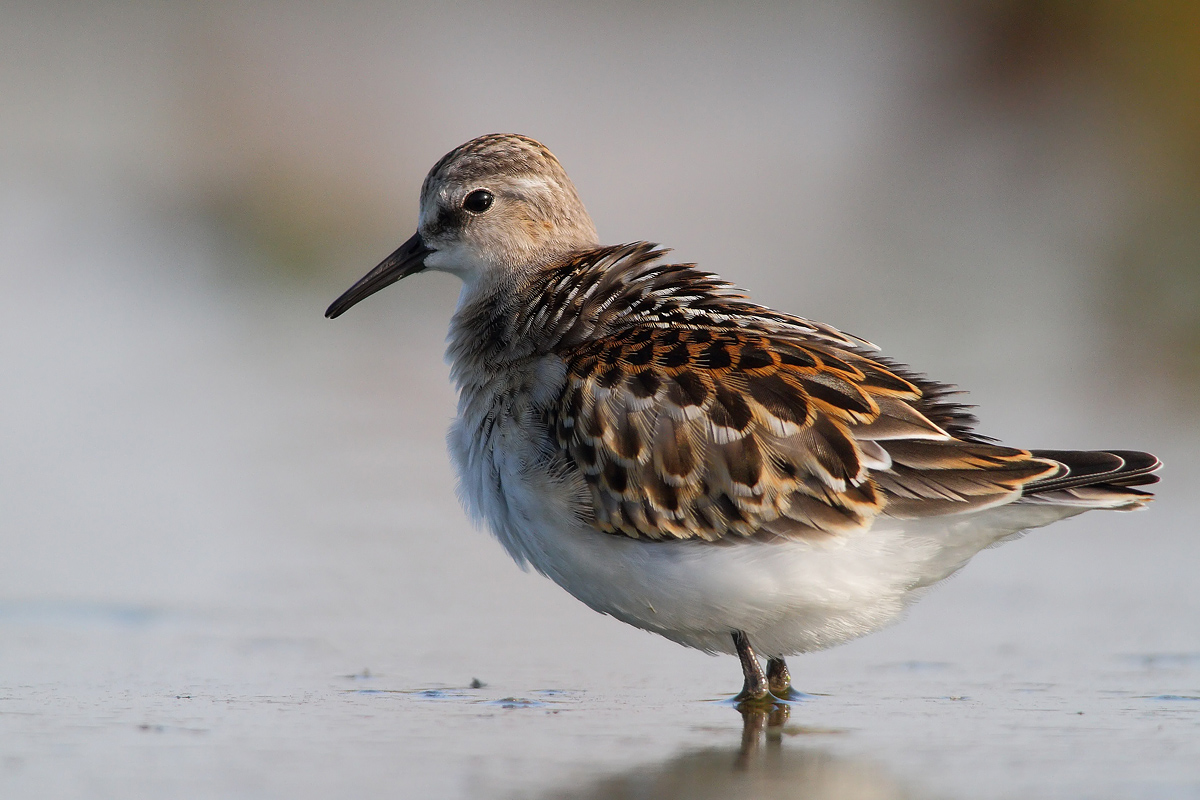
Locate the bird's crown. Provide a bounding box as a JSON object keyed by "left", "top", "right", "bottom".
{"left": 417, "top": 133, "right": 599, "bottom": 280}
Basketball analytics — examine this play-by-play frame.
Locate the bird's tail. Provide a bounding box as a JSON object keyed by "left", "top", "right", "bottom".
{"left": 1020, "top": 449, "right": 1161, "bottom": 511}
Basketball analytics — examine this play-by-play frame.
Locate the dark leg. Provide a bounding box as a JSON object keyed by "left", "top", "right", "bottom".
{"left": 732, "top": 631, "right": 770, "bottom": 704}
{"left": 766, "top": 656, "right": 791, "bottom": 696}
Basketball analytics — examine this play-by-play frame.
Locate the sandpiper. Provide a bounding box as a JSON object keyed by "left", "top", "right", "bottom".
{"left": 326, "top": 134, "right": 1160, "bottom": 705}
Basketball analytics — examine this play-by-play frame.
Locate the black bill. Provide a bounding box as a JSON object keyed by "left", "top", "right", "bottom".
{"left": 325, "top": 232, "right": 433, "bottom": 319}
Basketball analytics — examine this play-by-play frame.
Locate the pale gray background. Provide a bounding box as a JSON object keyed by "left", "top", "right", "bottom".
{"left": 2, "top": 2, "right": 1198, "bottom": 798}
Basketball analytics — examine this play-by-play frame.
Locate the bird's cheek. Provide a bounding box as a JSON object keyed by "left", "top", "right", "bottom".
{"left": 423, "top": 248, "right": 457, "bottom": 272}
{"left": 424, "top": 244, "right": 492, "bottom": 282}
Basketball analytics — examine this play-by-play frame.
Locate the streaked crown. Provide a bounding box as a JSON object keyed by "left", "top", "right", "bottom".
{"left": 418, "top": 134, "right": 599, "bottom": 280}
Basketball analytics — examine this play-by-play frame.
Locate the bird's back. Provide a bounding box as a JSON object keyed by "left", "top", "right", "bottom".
{"left": 447, "top": 243, "right": 1157, "bottom": 549}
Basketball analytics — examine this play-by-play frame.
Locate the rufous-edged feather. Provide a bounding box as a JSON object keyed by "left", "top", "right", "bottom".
{"left": 535, "top": 245, "right": 1161, "bottom": 541}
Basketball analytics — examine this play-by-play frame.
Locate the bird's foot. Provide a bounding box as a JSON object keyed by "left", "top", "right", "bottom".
{"left": 732, "top": 632, "right": 807, "bottom": 709}
{"left": 732, "top": 685, "right": 780, "bottom": 710}
{"left": 766, "top": 656, "right": 791, "bottom": 694}
{"left": 764, "top": 656, "right": 808, "bottom": 701}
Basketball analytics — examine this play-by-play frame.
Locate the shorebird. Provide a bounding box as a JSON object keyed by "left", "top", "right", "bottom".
{"left": 326, "top": 133, "right": 1160, "bottom": 705}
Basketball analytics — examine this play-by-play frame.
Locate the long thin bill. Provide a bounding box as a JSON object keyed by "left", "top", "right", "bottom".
{"left": 325, "top": 232, "right": 433, "bottom": 319}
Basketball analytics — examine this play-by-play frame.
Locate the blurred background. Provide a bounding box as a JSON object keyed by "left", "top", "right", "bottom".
{"left": 1, "top": 1, "right": 1198, "bottom": 798}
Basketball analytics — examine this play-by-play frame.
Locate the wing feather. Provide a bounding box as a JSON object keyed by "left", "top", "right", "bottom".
{"left": 552, "top": 325, "right": 1067, "bottom": 541}
{"left": 515, "top": 247, "right": 1161, "bottom": 540}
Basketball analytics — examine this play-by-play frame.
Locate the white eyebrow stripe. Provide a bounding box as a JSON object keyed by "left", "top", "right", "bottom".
{"left": 420, "top": 176, "right": 552, "bottom": 226}
{"left": 504, "top": 176, "right": 555, "bottom": 197}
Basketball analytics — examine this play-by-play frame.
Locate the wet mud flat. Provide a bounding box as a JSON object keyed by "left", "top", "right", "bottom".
{"left": 1, "top": 544, "right": 1197, "bottom": 800}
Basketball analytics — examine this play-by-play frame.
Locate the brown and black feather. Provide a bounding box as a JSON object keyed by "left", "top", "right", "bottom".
{"left": 481, "top": 243, "right": 1160, "bottom": 541}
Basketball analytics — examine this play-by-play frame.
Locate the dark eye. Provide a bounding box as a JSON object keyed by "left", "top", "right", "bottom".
{"left": 462, "top": 189, "right": 494, "bottom": 214}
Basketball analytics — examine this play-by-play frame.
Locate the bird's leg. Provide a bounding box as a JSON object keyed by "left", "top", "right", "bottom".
{"left": 766, "top": 656, "right": 792, "bottom": 697}
{"left": 732, "top": 631, "right": 771, "bottom": 706}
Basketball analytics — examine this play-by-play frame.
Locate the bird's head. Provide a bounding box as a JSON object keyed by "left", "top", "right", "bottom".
{"left": 326, "top": 133, "right": 598, "bottom": 318}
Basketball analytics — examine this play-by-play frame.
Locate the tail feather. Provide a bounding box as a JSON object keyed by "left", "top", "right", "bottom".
{"left": 1021, "top": 449, "right": 1161, "bottom": 511}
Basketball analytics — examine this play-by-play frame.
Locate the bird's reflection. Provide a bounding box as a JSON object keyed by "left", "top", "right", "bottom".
{"left": 537, "top": 703, "right": 924, "bottom": 800}
{"left": 734, "top": 702, "right": 792, "bottom": 771}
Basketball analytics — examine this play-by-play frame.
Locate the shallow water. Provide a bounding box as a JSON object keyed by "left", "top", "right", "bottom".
{"left": 1, "top": 189, "right": 1197, "bottom": 799}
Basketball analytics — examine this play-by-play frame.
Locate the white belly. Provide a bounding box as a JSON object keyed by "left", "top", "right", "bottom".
{"left": 448, "top": 401, "right": 1082, "bottom": 657}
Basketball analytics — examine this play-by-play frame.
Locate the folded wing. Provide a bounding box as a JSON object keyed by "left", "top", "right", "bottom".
{"left": 552, "top": 326, "right": 1068, "bottom": 541}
